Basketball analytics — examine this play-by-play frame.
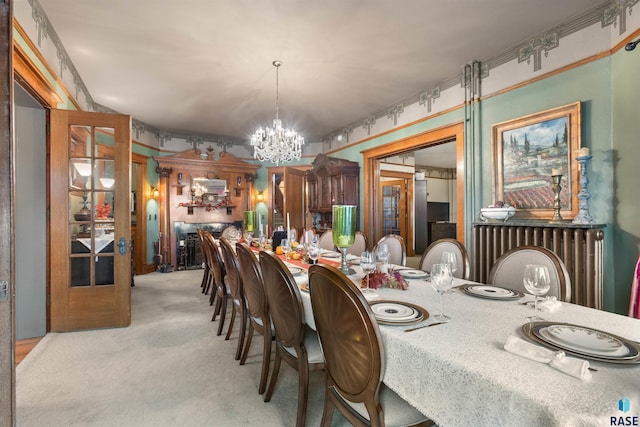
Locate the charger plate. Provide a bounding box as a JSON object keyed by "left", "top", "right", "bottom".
{"left": 459, "top": 284, "right": 524, "bottom": 300}
{"left": 522, "top": 321, "right": 640, "bottom": 364}
{"left": 369, "top": 300, "right": 429, "bottom": 325}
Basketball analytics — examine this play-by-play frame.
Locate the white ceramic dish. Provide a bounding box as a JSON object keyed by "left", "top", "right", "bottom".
{"left": 480, "top": 206, "right": 516, "bottom": 221}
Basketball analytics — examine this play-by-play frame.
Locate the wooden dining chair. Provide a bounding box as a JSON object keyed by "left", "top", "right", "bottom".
{"left": 308, "top": 264, "right": 433, "bottom": 427}
{"left": 318, "top": 230, "right": 335, "bottom": 251}
{"left": 236, "top": 243, "right": 274, "bottom": 394}
{"left": 219, "top": 237, "right": 248, "bottom": 360}
{"left": 419, "top": 238, "right": 470, "bottom": 279}
{"left": 208, "top": 233, "right": 230, "bottom": 336}
{"left": 196, "top": 229, "right": 211, "bottom": 293}
{"left": 488, "top": 245, "right": 572, "bottom": 302}
{"left": 346, "top": 231, "right": 368, "bottom": 256}
{"left": 259, "top": 251, "right": 325, "bottom": 427}
{"left": 373, "top": 234, "right": 406, "bottom": 266}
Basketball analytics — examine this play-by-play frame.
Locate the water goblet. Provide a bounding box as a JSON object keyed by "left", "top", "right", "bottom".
{"left": 375, "top": 243, "right": 390, "bottom": 273}
{"left": 281, "top": 238, "right": 291, "bottom": 260}
{"left": 308, "top": 241, "right": 320, "bottom": 265}
{"left": 523, "top": 264, "right": 551, "bottom": 320}
{"left": 360, "top": 251, "right": 376, "bottom": 289}
{"left": 430, "top": 263, "right": 453, "bottom": 321}
{"left": 441, "top": 252, "right": 458, "bottom": 277}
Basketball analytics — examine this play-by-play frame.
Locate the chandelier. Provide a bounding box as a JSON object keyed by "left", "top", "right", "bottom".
{"left": 251, "top": 61, "right": 304, "bottom": 165}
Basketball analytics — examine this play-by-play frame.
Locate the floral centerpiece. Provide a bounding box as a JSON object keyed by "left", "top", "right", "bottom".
{"left": 361, "top": 268, "right": 409, "bottom": 290}
{"left": 95, "top": 202, "right": 111, "bottom": 219}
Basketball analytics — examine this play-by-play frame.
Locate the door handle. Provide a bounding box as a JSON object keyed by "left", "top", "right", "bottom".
{"left": 118, "top": 237, "right": 128, "bottom": 255}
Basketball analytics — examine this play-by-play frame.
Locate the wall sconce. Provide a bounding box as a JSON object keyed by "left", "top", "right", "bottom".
{"left": 150, "top": 186, "right": 160, "bottom": 199}
{"left": 73, "top": 161, "right": 92, "bottom": 177}
{"left": 257, "top": 190, "right": 264, "bottom": 202}
{"left": 99, "top": 178, "right": 115, "bottom": 189}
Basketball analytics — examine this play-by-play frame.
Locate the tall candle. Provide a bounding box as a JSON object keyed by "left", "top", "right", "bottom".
{"left": 287, "top": 213, "right": 290, "bottom": 241}
{"left": 258, "top": 214, "right": 262, "bottom": 236}
{"left": 577, "top": 147, "right": 590, "bottom": 157}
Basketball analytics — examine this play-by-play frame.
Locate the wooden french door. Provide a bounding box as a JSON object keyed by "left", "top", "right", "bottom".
{"left": 50, "top": 110, "right": 131, "bottom": 331}
{"left": 379, "top": 179, "right": 407, "bottom": 238}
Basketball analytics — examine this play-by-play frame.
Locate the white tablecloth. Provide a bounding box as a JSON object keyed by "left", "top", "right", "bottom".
{"left": 298, "top": 266, "right": 640, "bottom": 426}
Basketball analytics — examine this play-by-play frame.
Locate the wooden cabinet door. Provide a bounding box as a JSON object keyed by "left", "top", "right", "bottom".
{"left": 50, "top": 110, "right": 131, "bottom": 331}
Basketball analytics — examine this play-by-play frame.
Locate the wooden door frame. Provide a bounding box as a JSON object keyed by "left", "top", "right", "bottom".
{"left": 0, "top": 1, "right": 14, "bottom": 423}
{"left": 362, "top": 122, "right": 465, "bottom": 248}
{"left": 267, "top": 165, "right": 310, "bottom": 235}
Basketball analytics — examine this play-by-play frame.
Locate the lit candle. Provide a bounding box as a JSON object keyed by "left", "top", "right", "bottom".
{"left": 551, "top": 167, "right": 562, "bottom": 176}
{"left": 577, "top": 147, "right": 590, "bottom": 157}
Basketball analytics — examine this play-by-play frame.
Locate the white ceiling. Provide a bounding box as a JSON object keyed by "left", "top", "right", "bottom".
{"left": 37, "top": 0, "right": 606, "bottom": 149}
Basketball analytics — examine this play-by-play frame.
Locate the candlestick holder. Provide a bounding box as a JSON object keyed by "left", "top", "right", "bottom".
{"left": 550, "top": 174, "right": 563, "bottom": 222}
{"left": 572, "top": 155, "right": 595, "bottom": 224}
{"left": 332, "top": 205, "right": 357, "bottom": 275}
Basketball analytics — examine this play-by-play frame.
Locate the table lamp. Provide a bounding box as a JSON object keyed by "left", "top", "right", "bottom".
{"left": 332, "top": 205, "right": 357, "bottom": 275}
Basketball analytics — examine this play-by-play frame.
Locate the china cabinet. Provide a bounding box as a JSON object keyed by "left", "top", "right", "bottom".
{"left": 306, "top": 154, "right": 359, "bottom": 231}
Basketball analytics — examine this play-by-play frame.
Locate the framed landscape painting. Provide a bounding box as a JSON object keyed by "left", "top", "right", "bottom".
{"left": 492, "top": 102, "right": 581, "bottom": 219}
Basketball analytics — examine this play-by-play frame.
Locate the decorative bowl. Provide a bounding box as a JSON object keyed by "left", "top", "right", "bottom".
{"left": 480, "top": 206, "right": 516, "bottom": 222}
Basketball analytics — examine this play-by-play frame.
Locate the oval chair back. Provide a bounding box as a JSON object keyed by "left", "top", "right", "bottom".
{"left": 373, "top": 234, "right": 407, "bottom": 266}
{"left": 259, "top": 251, "right": 324, "bottom": 427}
{"left": 419, "top": 238, "right": 470, "bottom": 280}
{"left": 236, "top": 243, "right": 273, "bottom": 394}
{"left": 488, "top": 245, "right": 572, "bottom": 302}
{"left": 308, "top": 264, "right": 431, "bottom": 426}
{"left": 346, "top": 231, "right": 368, "bottom": 256}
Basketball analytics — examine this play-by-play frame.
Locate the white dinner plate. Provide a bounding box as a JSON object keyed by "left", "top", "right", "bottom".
{"left": 398, "top": 269, "right": 429, "bottom": 280}
{"left": 459, "top": 284, "right": 523, "bottom": 300}
{"left": 288, "top": 266, "right": 305, "bottom": 276}
{"left": 369, "top": 300, "right": 427, "bottom": 325}
{"left": 321, "top": 252, "right": 341, "bottom": 259}
{"left": 539, "top": 325, "right": 629, "bottom": 357}
{"left": 524, "top": 322, "right": 640, "bottom": 363}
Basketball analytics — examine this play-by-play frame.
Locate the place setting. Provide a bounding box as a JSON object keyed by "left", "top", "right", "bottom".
{"left": 369, "top": 300, "right": 428, "bottom": 326}
{"left": 521, "top": 321, "right": 640, "bottom": 364}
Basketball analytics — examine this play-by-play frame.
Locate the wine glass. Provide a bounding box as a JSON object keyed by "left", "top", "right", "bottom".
{"left": 360, "top": 251, "right": 376, "bottom": 289}
{"left": 523, "top": 264, "right": 551, "bottom": 320}
{"left": 430, "top": 263, "right": 453, "bottom": 321}
{"left": 281, "top": 238, "right": 291, "bottom": 260}
{"left": 375, "top": 243, "right": 390, "bottom": 273}
{"left": 441, "top": 252, "right": 458, "bottom": 278}
{"left": 308, "top": 241, "right": 320, "bottom": 265}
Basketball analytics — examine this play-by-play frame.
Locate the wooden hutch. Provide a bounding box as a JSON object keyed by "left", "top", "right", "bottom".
{"left": 306, "top": 154, "right": 359, "bottom": 232}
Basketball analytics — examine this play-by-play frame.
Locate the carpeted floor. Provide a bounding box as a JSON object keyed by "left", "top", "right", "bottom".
{"left": 16, "top": 270, "right": 350, "bottom": 427}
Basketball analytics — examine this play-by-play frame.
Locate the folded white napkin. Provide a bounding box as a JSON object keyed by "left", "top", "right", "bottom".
{"left": 538, "top": 296, "right": 562, "bottom": 313}
{"left": 504, "top": 335, "right": 592, "bottom": 380}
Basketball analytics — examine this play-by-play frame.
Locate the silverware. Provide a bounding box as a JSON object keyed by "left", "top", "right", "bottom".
{"left": 404, "top": 321, "right": 448, "bottom": 332}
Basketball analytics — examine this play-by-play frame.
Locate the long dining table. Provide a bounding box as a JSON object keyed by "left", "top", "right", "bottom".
{"left": 282, "top": 252, "right": 640, "bottom": 427}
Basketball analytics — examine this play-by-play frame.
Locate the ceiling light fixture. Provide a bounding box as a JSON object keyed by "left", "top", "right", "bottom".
{"left": 250, "top": 60, "right": 304, "bottom": 165}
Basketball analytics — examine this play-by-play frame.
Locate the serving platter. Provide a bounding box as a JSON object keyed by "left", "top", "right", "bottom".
{"left": 369, "top": 300, "right": 429, "bottom": 325}
{"left": 522, "top": 322, "right": 640, "bottom": 364}
{"left": 459, "top": 284, "right": 524, "bottom": 300}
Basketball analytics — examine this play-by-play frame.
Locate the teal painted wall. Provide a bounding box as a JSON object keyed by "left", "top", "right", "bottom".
{"left": 611, "top": 46, "right": 640, "bottom": 314}
{"left": 328, "top": 56, "right": 636, "bottom": 314}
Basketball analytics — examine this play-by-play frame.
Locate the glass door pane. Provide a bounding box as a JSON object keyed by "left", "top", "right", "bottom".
{"left": 68, "top": 125, "right": 116, "bottom": 287}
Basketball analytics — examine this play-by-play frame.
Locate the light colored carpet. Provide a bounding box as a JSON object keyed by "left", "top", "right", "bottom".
{"left": 17, "top": 270, "right": 350, "bottom": 427}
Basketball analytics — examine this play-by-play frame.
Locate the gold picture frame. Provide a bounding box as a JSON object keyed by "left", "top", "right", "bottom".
{"left": 492, "top": 102, "right": 581, "bottom": 220}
